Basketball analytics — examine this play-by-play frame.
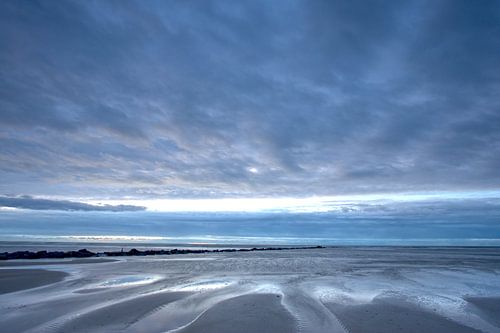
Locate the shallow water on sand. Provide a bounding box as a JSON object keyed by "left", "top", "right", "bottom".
{"left": 1, "top": 247, "right": 500, "bottom": 333}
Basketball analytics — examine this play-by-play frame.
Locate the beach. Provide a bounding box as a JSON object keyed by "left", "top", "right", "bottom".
{"left": 1, "top": 247, "right": 499, "bottom": 332}
{"left": 0, "top": 269, "right": 68, "bottom": 295}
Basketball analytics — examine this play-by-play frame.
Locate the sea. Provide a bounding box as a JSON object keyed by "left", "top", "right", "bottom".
{"left": 1, "top": 209, "right": 500, "bottom": 252}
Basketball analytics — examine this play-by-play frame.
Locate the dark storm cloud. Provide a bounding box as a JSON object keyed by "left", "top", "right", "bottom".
{"left": 0, "top": 0, "right": 499, "bottom": 198}
{"left": 0, "top": 195, "right": 145, "bottom": 211}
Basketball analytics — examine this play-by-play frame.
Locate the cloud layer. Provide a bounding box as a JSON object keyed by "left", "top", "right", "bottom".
{"left": 0, "top": 195, "right": 145, "bottom": 212}
{"left": 1, "top": 0, "right": 499, "bottom": 199}
{"left": 1, "top": 196, "right": 499, "bottom": 245}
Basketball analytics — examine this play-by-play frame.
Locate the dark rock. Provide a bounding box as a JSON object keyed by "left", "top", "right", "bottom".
{"left": 0, "top": 245, "right": 326, "bottom": 260}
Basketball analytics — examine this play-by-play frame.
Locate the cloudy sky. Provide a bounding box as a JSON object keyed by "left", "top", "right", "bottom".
{"left": 1, "top": 0, "right": 500, "bottom": 207}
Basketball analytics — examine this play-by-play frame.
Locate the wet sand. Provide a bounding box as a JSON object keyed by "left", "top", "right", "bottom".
{"left": 0, "top": 258, "right": 117, "bottom": 267}
{"left": 467, "top": 297, "right": 500, "bottom": 327}
{"left": 58, "top": 291, "right": 190, "bottom": 332}
{"left": 177, "top": 294, "right": 296, "bottom": 333}
{"left": 326, "top": 297, "right": 481, "bottom": 333}
{"left": 0, "top": 247, "right": 499, "bottom": 333}
{"left": 0, "top": 269, "right": 68, "bottom": 294}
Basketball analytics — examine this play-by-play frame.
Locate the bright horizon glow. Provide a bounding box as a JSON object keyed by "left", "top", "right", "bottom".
{"left": 79, "top": 190, "right": 500, "bottom": 213}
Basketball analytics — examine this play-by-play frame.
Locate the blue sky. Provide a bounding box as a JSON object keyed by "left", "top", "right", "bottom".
{"left": 1, "top": 1, "right": 500, "bottom": 226}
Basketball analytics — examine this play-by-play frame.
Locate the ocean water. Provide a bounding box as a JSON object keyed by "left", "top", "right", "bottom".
{"left": 1, "top": 209, "right": 500, "bottom": 248}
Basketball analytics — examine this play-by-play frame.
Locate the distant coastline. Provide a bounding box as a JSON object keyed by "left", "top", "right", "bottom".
{"left": 0, "top": 245, "right": 324, "bottom": 260}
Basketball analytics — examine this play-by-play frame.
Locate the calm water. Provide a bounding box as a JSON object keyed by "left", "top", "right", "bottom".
{"left": 1, "top": 209, "right": 500, "bottom": 247}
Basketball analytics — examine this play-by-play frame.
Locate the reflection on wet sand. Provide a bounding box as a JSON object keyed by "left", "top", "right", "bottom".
{"left": 1, "top": 247, "right": 499, "bottom": 333}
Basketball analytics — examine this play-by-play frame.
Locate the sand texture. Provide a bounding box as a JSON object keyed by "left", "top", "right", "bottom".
{"left": 326, "top": 297, "right": 482, "bottom": 333}
{"left": 0, "top": 269, "right": 68, "bottom": 294}
{"left": 1, "top": 247, "right": 500, "bottom": 332}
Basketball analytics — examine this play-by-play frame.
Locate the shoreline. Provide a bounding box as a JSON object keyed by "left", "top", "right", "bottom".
{"left": 0, "top": 245, "right": 324, "bottom": 260}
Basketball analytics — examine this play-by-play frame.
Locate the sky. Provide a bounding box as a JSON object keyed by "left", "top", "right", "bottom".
{"left": 1, "top": 1, "right": 500, "bottom": 218}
